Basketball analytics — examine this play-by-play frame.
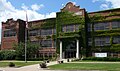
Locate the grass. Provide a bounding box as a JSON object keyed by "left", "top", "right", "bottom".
{"left": 0, "top": 61, "right": 41, "bottom": 67}
{"left": 48, "top": 63, "right": 120, "bottom": 71}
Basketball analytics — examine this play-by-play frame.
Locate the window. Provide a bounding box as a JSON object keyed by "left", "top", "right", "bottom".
{"left": 75, "top": 24, "right": 79, "bottom": 31}
{"left": 29, "top": 30, "right": 38, "bottom": 36}
{"left": 113, "top": 36, "right": 120, "bottom": 44}
{"left": 41, "top": 40, "right": 52, "bottom": 47}
{"left": 62, "top": 24, "right": 80, "bottom": 32}
{"left": 88, "top": 24, "right": 92, "bottom": 32}
{"left": 4, "top": 29, "right": 16, "bottom": 37}
{"left": 53, "top": 28, "right": 56, "bottom": 34}
{"left": 111, "top": 21, "right": 120, "bottom": 29}
{"left": 41, "top": 29, "right": 52, "bottom": 36}
{"left": 94, "top": 22, "right": 110, "bottom": 31}
{"left": 31, "top": 41, "right": 39, "bottom": 44}
{"left": 95, "top": 37, "right": 110, "bottom": 46}
{"left": 66, "top": 25, "right": 74, "bottom": 32}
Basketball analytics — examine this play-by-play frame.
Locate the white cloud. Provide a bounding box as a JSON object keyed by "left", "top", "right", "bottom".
{"left": 31, "top": 4, "right": 44, "bottom": 11}
{"left": 92, "top": 0, "right": 120, "bottom": 9}
{"left": 100, "top": 3, "right": 109, "bottom": 9}
{"left": 0, "top": 0, "right": 56, "bottom": 43}
{"left": 105, "top": 0, "right": 120, "bottom": 8}
{"left": 73, "top": 2, "right": 76, "bottom": 5}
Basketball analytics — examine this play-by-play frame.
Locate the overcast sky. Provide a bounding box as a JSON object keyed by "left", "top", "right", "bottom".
{"left": 0, "top": 0, "right": 120, "bottom": 43}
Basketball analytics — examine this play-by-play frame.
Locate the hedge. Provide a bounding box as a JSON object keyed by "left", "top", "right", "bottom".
{"left": 82, "top": 57, "right": 120, "bottom": 61}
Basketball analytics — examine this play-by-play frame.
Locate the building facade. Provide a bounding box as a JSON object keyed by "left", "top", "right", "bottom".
{"left": 1, "top": 2, "right": 120, "bottom": 58}
{"left": 1, "top": 18, "right": 26, "bottom": 50}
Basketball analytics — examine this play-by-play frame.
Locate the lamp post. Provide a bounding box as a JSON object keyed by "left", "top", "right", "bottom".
{"left": 25, "top": 11, "right": 28, "bottom": 63}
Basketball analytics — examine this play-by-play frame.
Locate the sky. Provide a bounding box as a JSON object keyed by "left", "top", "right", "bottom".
{"left": 0, "top": 0, "right": 120, "bottom": 43}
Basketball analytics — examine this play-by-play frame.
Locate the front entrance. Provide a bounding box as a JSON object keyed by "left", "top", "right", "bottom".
{"left": 65, "top": 50, "right": 76, "bottom": 58}
{"left": 60, "top": 39, "right": 80, "bottom": 60}
{"left": 63, "top": 40, "right": 77, "bottom": 59}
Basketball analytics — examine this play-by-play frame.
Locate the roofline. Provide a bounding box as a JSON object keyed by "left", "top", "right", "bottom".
{"left": 28, "top": 17, "right": 56, "bottom": 23}
{"left": 88, "top": 8, "right": 120, "bottom": 14}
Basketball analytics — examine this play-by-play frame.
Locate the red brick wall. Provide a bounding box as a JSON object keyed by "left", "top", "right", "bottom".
{"left": 1, "top": 19, "right": 19, "bottom": 50}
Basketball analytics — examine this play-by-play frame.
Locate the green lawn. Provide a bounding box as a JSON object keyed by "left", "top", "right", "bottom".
{"left": 48, "top": 63, "right": 120, "bottom": 71}
{"left": 0, "top": 61, "right": 41, "bottom": 67}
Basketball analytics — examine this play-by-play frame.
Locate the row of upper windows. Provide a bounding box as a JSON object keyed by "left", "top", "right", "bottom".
{"left": 4, "top": 29, "right": 16, "bottom": 37}
{"left": 31, "top": 40, "right": 56, "bottom": 48}
{"left": 62, "top": 24, "right": 79, "bottom": 32}
{"left": 29, "top": 29, "right": 56, "bottom": 36}
{"left": 29, "top": 24, "right": 80, "bottom": 36}
{"left": 88, "top": 21, "right": 120, "bottom": 31}
{"left": 88, "top": 36, "right": 120, "bottom": 46}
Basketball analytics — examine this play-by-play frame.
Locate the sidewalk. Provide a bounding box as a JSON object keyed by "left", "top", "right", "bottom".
{"left": 0, "top": 61, "right": 58, "bottom": 71}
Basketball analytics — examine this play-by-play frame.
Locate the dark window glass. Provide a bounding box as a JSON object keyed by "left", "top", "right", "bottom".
{"left": 94, "top": 22, "right": 109, "bottom": 31}
{"left": 29, "top": 30, "right": 38, "bottom": 36}
{"left": 62, "top": 26, "right": 66, "bottom": 32}
{"left": 95, "top": 37, "right": 110, "bottom": 46}
{"left": 88, "top": 24, "right": 92, "bottom": 32}
{"left": 53, "top": 28, "right": 56, "bottom": 34}
{"left": 111, "top": 21, "right": 120, "bottom": 29}
{"left": 113, "top": 36, "right": 120, "bottom": 44}
{"left": 75, "top": 24, "right": 79, "bottom": 31}
{"left": 41, "top": 29, "right": 52, "bottom": 36}
{"left": 62, "top": 24, "right": 80, "bottom": 32}
{"left": 66, "top": 25, "right": 74, "bottom": 32}
{"left": 4, "top": 29, "right": 16, "bottom": 37}
{"left": 41, "top": 40, "right": 52, "bottom": 47}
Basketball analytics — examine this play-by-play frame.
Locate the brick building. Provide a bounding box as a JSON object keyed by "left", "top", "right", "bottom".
{"left": 1, "top": 18, "right": 26, "bottom": 50}
{"left": 1, "top": 2, "right": 120, "bottom": 58}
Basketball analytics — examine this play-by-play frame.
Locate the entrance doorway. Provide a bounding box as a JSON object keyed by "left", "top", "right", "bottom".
{"left": 63, "top": 40, "right": 76, "bottom": 58}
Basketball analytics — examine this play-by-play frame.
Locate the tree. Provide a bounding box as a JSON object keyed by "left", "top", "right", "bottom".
{"left": 26, "top": 41, "right": 39, "bottom": 58}
{"left": 14, "top": 41, "right": 39, "bottom": 60}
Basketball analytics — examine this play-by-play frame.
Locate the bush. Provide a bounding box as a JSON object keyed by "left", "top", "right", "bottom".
{"left": 82, "top": 57, "right": 120, "bottom": 61}
{"left": 0, "top": 50, "right": 16, "bottom": 60}
{"left": 9, "top": 62, "right": 15, "bottom": 67}
{"left": 39, "top": 62, "right": 47, "bottom": 68}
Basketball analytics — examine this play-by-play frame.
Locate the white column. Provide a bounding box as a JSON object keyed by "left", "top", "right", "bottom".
{"left": 76, "top": 39, "right": 80, "bottom": 59}
{"left": 60, "top": 41, "right": 62, "bottom": 60}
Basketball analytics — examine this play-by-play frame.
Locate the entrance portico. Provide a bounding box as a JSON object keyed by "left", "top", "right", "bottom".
{"left": 60, "top": 39, "right": 80, "bottom": 60}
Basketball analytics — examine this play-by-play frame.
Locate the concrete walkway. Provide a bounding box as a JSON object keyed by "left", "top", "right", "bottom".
{"left": 0, "top": 61, "right": 59, "bottom": 71}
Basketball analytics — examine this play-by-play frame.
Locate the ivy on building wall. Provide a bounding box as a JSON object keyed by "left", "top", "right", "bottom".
{"left": 56, "top": 11, "right": 87, "bottom": 55}
{"left": 87, "top": 12, "right": 120, "bottom": 54}
{"left": 30, "top": 18, "right": 56, "bottom": 29}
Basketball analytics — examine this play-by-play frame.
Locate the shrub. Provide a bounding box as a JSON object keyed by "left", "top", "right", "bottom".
{"left": 82, "top": 57, "right": 120, "bottom": 61}
{"left": 0, "top": 50, "right": 16, "bottom": 60}
{"left": 39, "top": 62, "right": 47, "bottom": 68}
{"left": 9, "top": 62, "right": 15, "bottom": 67}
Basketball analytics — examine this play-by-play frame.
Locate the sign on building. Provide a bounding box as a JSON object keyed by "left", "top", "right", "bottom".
{"left": 95, "top": 53, "right": 107, "bottom": 57}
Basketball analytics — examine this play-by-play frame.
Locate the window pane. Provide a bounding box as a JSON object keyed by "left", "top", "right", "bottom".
{"left": 111, "top": 21, "right": 120, "bottom": 29}
{"left": 113, "top": 36, "right": 120, "bottom": 44}
{"left": 53, "top": 28, "right": 56, "bottom": 34}
{"left": 75, "top": 24, "right": 80, "bottom": 31}
{"left": 95, "top": 37, "right": 110, "bottom": 46}
{"left": 66, "top": 25, "right": 74, "bottom": 32}
{"left": 41, "top": 29, "right": 52, "bottom": 36}
{"left": 4, "top": 29, "right": 16, "bottom": 37}
{"left": 94, "top": 22, "right": 110, "bottom": 31}
{"left": 29, "top": 29, "right": 38, "bottom": 36}
{"left": 88, "top": 23, "right": 92, "bottom": 32}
